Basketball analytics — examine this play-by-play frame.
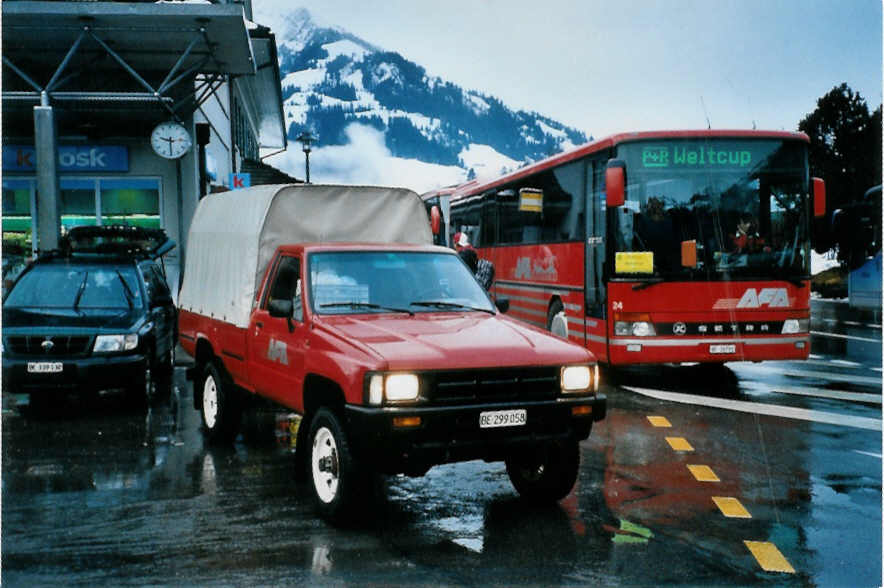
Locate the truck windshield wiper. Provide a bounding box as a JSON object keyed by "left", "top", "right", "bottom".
{"left": 409, "top": 300, "right": 495, "bottom": 314}
{"left": 631, "top": 277, "right": 665, "bottom": 291}
{"left": 319, "top": 302, "right": 414, "bottom": 316}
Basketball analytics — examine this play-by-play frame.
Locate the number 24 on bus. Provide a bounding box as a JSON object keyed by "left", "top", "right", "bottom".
{"left": 423, "top": 130, "right": 826, "bottom": 366}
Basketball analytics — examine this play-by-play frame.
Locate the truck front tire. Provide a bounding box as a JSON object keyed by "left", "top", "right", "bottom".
{"left": 505, "top": 439, "right": 580, "bottom": 503}
{"left": 199, "top": 361, "right": 240, "bottom": 444}
{"left": 308, "top": 408, "right": 365, "bottom": 524}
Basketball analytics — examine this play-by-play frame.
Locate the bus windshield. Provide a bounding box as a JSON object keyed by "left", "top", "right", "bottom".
{"left": 613, "top": 139, "right": 809, "bottom": 281}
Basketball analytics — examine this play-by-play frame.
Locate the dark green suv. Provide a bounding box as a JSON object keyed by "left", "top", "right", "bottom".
{"left": 2, "top": 226, "right": 176, "bottom": 411}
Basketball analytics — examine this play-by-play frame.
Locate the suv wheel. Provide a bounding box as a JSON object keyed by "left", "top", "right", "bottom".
{"left": 506, "top": 440, "right": 580, "bottom": 503}
{"left": 199, "top": 361, "right": 240, "bottom": 444}
{"left": 308, "top": 408, "right": 364, "bottom": 524}
{"left": 127, "top": 361, "right": 153, "bottom": 409}
{"left": 153, "top": 349, "right": 174, "bottom": 399}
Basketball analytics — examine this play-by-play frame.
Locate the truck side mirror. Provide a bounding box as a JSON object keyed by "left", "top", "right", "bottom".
{"left": 812, "top": 177, "right": 826, "bottom": 218}
{"left": 494, "top": 296, "right": 510, "bottom": 313}
{"left": 605, "top": 160, "right": 626, "bottom": 208}
{"left": 268, "top": 298, "right": 293, "bottom": 319}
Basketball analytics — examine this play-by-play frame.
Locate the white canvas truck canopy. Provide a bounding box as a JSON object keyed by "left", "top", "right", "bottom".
{"left": 178, "top": 184, "right": 433, "bottom": 327}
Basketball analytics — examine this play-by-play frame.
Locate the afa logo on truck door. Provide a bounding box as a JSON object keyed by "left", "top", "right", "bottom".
{"left": 714, "top": 288, "right": 790, "bottom": 309}
{"left": 267, "top": 338, "right": 288, "bottom": 365}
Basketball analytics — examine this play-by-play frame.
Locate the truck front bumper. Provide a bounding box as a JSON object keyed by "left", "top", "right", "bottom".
{"left": 343, "top": 394, "right": 606, "bottom": 475}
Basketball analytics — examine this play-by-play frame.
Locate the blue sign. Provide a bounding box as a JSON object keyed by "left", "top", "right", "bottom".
{"left": 230, "top": 173, "right": 251, "bottom": 189}
{"left": 2, "top": 145, "right": 129, "bottom": 172}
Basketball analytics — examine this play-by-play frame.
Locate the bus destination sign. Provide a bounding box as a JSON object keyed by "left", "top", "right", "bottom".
{"left": 641, "top": 146, "right": 752, "bottom": 169}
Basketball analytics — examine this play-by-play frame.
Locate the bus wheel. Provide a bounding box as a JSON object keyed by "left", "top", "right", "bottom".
{"left": 547, "top": 300, "right": 568, "bottom": 339}
{"left": 506, "top": 440, "right": 580, "bottom": 503}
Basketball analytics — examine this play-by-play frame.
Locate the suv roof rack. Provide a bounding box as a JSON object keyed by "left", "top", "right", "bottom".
{"left": 55, "top": 225, "right": 176, "bottom": 260}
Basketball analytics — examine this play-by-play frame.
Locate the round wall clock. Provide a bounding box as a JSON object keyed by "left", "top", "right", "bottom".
{"left": 150, "top": 121, "right": 193, "bottom": 159}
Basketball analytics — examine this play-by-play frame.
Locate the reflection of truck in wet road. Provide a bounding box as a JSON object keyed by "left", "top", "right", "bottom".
{"left": 177, "top": 185, "right": 606, "bottom": 523}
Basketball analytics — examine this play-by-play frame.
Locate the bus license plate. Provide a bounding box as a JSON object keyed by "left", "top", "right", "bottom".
{"left": 479, "top": 409, "right": 526, "bottom": 429}
{"left": 27, "top": 362, "right": 63, "bottom": 374}
{"left": 710, "top": 344, "right": 736, "bottom": 354}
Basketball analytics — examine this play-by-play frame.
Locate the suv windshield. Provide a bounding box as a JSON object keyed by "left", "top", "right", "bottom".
{"left": 613, "top": 138, "right": 810, "bottom": 281}
{"left": 310, "top": 251, "right": 495, "bottom": 315}
{"left": 5, "top": 264, "right": 143, "bottom": 309}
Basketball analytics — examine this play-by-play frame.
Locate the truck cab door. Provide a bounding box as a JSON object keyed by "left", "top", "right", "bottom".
{"left": 249, "top": 255, "right": 306, "bottom": 410}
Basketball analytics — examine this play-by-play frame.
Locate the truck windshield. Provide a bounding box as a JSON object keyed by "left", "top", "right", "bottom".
{"left": 309, "top": 251, "right": 495, "bottom": 315}
{"left": 5, "top": 264, "right": 143, "bottom": 309}
{"left": 613, "top": 138, "right": 810, "bottom": 281}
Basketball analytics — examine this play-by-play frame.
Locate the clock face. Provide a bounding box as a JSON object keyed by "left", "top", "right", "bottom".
{"left": 150, "top": 122, "right": 193, "bottom": 159}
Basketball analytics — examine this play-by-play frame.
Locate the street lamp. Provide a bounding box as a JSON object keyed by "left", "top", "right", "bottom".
{"left": 296, "top": 130, "right": 316, "bottom": 183}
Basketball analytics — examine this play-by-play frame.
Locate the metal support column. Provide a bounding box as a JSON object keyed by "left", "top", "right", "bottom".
{"left": 34, "top": 102, "right": 60, "bottom": 253}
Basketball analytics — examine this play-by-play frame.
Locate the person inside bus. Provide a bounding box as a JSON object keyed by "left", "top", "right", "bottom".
{"left": 731, "top": 214, "right": 769, "bottom": 254}
{"left": 634, "top": 197, "right": 678, "bottom": 271}
{"left": 455, "top": 232, "right": 479, "bottom": 273}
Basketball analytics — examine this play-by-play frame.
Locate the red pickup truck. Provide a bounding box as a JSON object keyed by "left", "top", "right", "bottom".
{"left": 178, "top": 185, "right": 605, "bottom": 523}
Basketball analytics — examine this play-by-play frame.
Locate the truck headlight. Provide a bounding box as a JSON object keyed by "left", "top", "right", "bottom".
{"left": 781, "top": 319, "right": 809, "bottom": 334}
{"left": 561, "top": 365, "right": 593, "bottom": 393}
{"left": 367, "top": 373, "right": 420, "bottom": 404}
{"left": 93, "top": 334, "right": 138, "bottom": 353}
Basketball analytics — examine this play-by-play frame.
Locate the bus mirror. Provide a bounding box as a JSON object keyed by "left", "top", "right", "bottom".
{"left": 681, "top": 240, "right": 698, "bottom": 268}
{"left": 430, "top": 205, "right": 442, "bottom": 235}
{"left": 605, "top": 160, "right": 626, "bottom": 208}
{"left": 812, "top": 177, "right": 826, "bottom": 218}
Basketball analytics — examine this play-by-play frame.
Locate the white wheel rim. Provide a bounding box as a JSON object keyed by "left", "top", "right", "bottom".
{"left": 312, "top": 426, "right": 339, "bottom": 504}
{"left": 202, "top": 374, "right": 218, "bottom": 429}
{"left": 550, "top": 310, "right": 568, "bottom": 339}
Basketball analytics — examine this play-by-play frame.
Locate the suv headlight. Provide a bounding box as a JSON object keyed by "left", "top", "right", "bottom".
{"left": 367, "top": 373, "right": 420, "bottom": 404}
{"left": 561, "top": 365, "right": 594, "bottom": 394}
{"left": 93, "top": 334, "right": 139, "bottom": 353}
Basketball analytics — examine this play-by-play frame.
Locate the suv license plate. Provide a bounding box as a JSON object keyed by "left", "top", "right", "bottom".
{"left": 479, "top": 409, "right": 527, "bottom": 429}
{"left": 710, "top": 344, "right": 736, "bottom": 354}
{"left": 27, "top": 362, "right": 63, "bottom": 374}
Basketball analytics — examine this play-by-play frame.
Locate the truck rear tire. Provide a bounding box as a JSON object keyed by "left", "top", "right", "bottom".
{"left": 506, "top": 439, "right": 580, "bottom": 503}
{"left": 199, "top": 361, "right": 240, "bottom": 444}
{"left": 308, "top": 408, "right": 365, "bottom": 524}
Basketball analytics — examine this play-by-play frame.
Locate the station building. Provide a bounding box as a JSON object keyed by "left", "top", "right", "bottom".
{"left": 1, "top": 0, "right": 294, "bottom": 294}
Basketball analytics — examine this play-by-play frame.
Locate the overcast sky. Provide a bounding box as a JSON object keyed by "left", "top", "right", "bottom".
{"left": 255, "top": 0, "right": 882, "bottom": 139}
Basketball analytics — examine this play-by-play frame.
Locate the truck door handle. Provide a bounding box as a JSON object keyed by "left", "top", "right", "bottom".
{"left": 255, "top": 321, "right": 263, "bottom": 329}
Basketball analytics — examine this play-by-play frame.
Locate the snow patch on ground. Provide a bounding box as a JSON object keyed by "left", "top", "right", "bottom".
{"left": 812, "top": 250, "right": 840, "bottom": 275}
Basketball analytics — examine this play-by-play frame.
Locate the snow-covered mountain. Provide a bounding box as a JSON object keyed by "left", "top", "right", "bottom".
{"left": 263, "top": 8, "right": 591, "bottom": 193}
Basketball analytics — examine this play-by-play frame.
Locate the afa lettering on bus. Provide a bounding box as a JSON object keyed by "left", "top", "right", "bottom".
{"left": 642, "top": 146, "right": 752, "bottom": 168}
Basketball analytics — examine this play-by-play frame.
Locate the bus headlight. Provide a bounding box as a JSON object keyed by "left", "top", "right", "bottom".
{"left": 367, "top": 373, "right": 420, "bottom": 404}
{"left": 561, "top": 365, "right": 593, "bottom": 393}
{"left": 614, "top": 321, "right": 656, "bottom": 337}
{"left": 781, "top": 319, "right": 809, "bottom": 334}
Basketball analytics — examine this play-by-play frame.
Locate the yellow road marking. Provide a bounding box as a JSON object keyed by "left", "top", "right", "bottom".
{"left": 665, "top": 436, "right": 694, "bottom": 451}
{"left": 647, "top": 416, "right": 672, "bottom": 427}
{"left": 744, "top": 541, "right": 795, "bottom": 574}
{"left": 687, "top": 464, "right": 720, "bottom": 482}
{"left": 712, "top": 496, "right": 751, "bottom": 518}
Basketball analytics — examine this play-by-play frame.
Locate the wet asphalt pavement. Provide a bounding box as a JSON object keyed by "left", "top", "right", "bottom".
{"left": 2, "top": 300, "right": 881, "bottom": 586}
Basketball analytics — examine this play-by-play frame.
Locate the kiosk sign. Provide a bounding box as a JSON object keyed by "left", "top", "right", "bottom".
{"left": 2, "top": 145, "right": 129, "bottom": 172}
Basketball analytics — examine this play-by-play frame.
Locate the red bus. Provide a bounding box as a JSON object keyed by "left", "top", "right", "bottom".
{"left": 424, "top": 130, "right": 827, "bottom": 365}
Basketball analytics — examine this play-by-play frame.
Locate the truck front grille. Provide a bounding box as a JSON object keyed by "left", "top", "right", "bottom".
{"left": 425, "top": 366, "right": 559, "bottom": 403}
